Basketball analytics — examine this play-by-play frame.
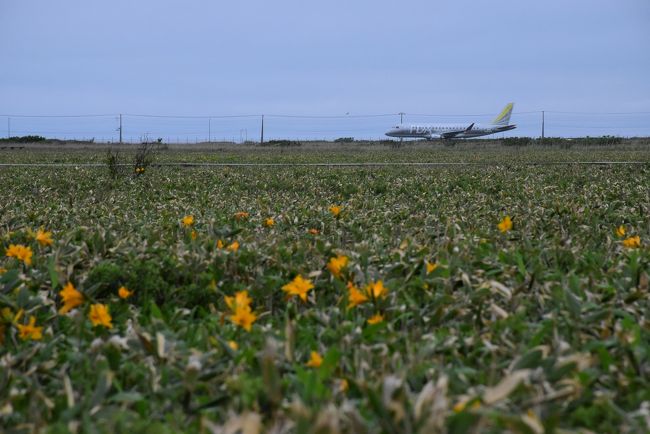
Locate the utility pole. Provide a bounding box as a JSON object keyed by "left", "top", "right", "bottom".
{"left": 7, "top": 117, "right": 10, "bottom": 138}
{"left": 541, "top": 110, "right": 545, "bottom": 140}
{"left": 119, "top": 114, "right": 123, "bottom": 143}
{"left": 398, "top": 113, "right": 405, "bottom": 148}
{"left": 260, "top": 115, "right": 264, "bottom": 144}
{"left": 208, "top": 117, "right": 211, "bottom": 142}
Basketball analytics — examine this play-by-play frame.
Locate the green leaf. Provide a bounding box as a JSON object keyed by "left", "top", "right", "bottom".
{"left": 109, "top": 392, "right": 144, "bottom": 404}
{"left": 48, "top": 256, "right": 59, "bottom": 290}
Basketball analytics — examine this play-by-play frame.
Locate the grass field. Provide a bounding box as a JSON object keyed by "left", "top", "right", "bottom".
{"left": 1, "top": 144, "right": 649, "bottom": 433}
{"left": 2, "top": 139, "right": 650, "bottom": 164}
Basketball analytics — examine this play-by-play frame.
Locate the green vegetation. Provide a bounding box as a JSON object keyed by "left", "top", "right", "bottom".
{"left": 503, "top": 136, "right": 626, "bottom": 147}
{"left": 0, "top": 136, "right": 99, "bottom": 144}
{"left": 0, "top": 135, "right": 47, "bottom": 143}
{"left": 502, "top": 137, "right": 535, "bottom": 147}
{"left": 0, "top": 146, "right": 649, "bottom": 433}
{"left": 262, "top": 139, "right": 303, "bottom": 147}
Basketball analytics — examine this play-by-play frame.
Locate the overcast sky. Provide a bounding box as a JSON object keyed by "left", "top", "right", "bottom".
{"left": 1, "top": 0, "right": 649, "bottom": 140}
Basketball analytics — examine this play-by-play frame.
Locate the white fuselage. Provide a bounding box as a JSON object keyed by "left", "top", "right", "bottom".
{"left": 386, "top": 123, "right": 516, "bottom": 140}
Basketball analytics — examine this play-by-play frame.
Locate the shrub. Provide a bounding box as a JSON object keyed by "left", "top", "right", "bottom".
{"left": 0, "top": 135, "right": 47, "bottom": 143}
{"left": 133, "top": 142, "right": 157, "bottom": 175}
{"left": 502, "top": 137, "right": 533, "bottom": 147}
{"left": 261, "top": 140, "right": 302, "bottom": 147}
{"left": 85, "top": 261, "right": 126, "bottom": 299}
{"left": 105, "top": 149, "right": 123, "bottom": 180}
{"left": 538, "top": 136, "right": 624, "bottom": 147}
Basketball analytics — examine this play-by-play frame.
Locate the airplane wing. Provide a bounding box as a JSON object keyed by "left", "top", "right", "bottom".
{"left": 440, "top": 123, "right": 474, "bottom": 139}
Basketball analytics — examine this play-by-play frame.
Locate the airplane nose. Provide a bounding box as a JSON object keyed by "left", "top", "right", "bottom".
{"left": 385, "top": 129, "right": 397, "bottom": 137}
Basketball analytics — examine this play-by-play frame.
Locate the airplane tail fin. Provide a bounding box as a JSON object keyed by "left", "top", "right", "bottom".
{"left": 492, "top": 103, "right": 514, "bottom": 126}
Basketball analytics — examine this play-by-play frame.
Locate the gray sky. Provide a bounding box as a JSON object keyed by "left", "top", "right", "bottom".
{"left": 1, "top": 0, "right": 649, "bottom": 140}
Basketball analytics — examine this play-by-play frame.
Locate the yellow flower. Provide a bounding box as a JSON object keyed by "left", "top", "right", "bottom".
{"left": 326, "top": 254, "right": 348, "bottom": 279}
{"left": 347, "top": 281, "right": 368, "bottom": 309}
{"left": 118, "top": 286, "right": 133, "bottom": 299}
{"left": 426, "top": 261, "right": 438, "bottom": 274}
{"left": 190, "top": 230, "right": 197, "bottom": 240}
{"left": 35, "top": 228, "right": 53, "bottom": 247}
{"left": 225, "top": 291, "right": 256, "bottom": 332}
{"left": 234, "top": 212, "right": 250, "bottom": 221}
{"left": 1, "top": 307, "right": 14, "bottom": 322}
{"left": 498, "top": 216, "right": 513, "bottom": 233}
{"left": 453, "top": 398, "right": 481, "bottom": 413}
{"left": 16, "top": 315, "right": 43, "bottom": 341}
{"left": 264, "top": 218, "right": 275, "bottom": 227}
{"left": 615, "top": 225, "right": 626, "bottom": 237}
{"left": 339, "top": 378, "right": 349, "bottom": 393}
{"left": 365, "top": 280, "right": 388, "bottom": 300}
{"left": 228, "top": 340, "right": 239, "bottom": 351}
{"left": 59, "top": 282, "right": 84, "bottom": 314}
{"left": 224, "top": 290, "right": 253, "bottom": 311}
{"left": 452, "top": 400, "right": 466, "bottom": 413}
{"left": 0, "top": 267, "right": 6, "bottom": 275}
{"left": 329, "top": 205, "right": 342, "bottom": 218}
{"left": 227, "top": 240, "right": 240, "bottom": 252}
{"left": 623, "top": 235, "right": 641, "bottom": 249}
{"left": 306, "top": 351, "right": 323, "bottom": 368}
{"left": 230, "top": 306, "right": 257, "bottom": 332}
{"left": 5, "top": 244, "right": 33, "bottom": 266}
{"left": 367, "top": 313, "right": 384, "bottom": 325}
{"left": 89, "top": 303, "right": 113, "bottom": 328}
{"left": 182, "top": 215, "right": 194, "bottom": 227}
{"left": 282, "top": 275, "right": 314, "bottom": 302}
{"left": 308, "top": 228, "right": 320, "bottom": 235}
{"left": 217, "top": 239, "right": 225, "bottom": 249}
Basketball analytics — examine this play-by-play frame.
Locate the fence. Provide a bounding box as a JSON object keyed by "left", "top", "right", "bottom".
{"left": 2, "top": 110, "right": 650, "bottom": 143}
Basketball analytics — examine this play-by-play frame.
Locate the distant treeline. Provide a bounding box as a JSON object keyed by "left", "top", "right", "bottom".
{"left": 0, "top": 135, "right": 95, "bottom": 144}
{"left": 260, "top": 139, "right": 302, "bottom": 147}
{"left": 502, "top": 136, "right": 625, "bottom": 147}
{"left": 0, "top": 135, "right": 48, "bottom": 143}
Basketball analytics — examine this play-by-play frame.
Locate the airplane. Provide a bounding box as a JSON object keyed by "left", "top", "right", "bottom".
{"left": 385, "top": 103, "right": 516, "bottom": 140}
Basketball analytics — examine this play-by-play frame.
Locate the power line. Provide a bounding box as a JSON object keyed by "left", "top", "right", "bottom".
{"left": 2, "top": 110, "right": 650, "bottom": 119}
{"left": 406, "top": 110, "right": 543, "bottom": 117}
{"left": 550, "top": 125, "right": 650, "bottom": 129}
{"left": 0, "top": 114, "right": 115, "bottom": 118}
{"left": 8, "top": 130, "right": 117, "bottom": 134}
{"left": 545, "top": 111, "right": 650, "bottom": 115}
{"left": 266, "top": 114, "right": 396, "bottom": 119}
{"left": 123, "top": 113, "right": 262, "bottom": 119}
